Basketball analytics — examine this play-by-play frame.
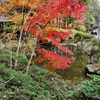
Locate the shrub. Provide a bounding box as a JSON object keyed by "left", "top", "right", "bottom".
{"left": 0, "top": 49, "right": 28, "bottom": 70}
{"left": 0, "top": 64, "right": 70, "bottom": 100}
{"left": 0, "top": 49, "right": 100, "bottom": 100}
{"left": 66, "top": 74, "right": 100, "bottom": 100}
{"left": 75, "top": 25, "right": 86, "bottom": 32}
{"left": 92, "top": 38, "right": 100, "bottom": 46}
{"left": 74, "top": 31, "right": 94, "bottom": 41}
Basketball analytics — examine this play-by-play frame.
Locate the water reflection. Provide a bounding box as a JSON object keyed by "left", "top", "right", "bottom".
{"left": 34, "top": 43, "right": 88, "bottom": 84}
{"left": 34, "top": 54, "right": 88, "bottom": 84}
{"left": 56, "top": 66, "right": 85, "bottom": 84}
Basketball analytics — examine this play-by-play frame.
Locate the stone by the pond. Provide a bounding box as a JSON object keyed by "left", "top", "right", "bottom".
{"left": 86, "top": 64, "right": 100, "bottom": 75}
{"left": 97, "top": 71, "right": 100, "bottom": 74}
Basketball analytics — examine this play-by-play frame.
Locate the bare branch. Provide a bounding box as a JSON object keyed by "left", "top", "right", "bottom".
{"left": 0, "top": 77, "right": 14, "bottom": 86}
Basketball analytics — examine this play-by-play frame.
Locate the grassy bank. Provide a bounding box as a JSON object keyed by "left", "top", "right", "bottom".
{"left": 0, "top": 49, "right": 100, "bottom": 100}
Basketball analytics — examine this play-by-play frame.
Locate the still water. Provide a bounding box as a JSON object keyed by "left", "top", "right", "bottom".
{"left": 34, "top": 54, "right": 87, "bottom": 84}
{"left": 34, "top": 43, "right": 88, "bottom": 84}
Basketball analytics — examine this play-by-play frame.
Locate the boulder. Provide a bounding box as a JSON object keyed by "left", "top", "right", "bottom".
{"left": 85, "top": 64, "right": 100, "bottom": 75}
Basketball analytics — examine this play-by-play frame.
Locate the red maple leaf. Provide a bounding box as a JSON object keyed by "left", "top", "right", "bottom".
{"left": 24, "top": 0, "right": 87, "bottom": 69}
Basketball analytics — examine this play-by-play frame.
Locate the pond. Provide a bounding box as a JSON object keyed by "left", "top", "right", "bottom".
{"left": 34, "top": 43, "right": 89, "bottom": 84}
{"left": 34, "top": 54, "right": 89, "bottom": 84}
{"left": 56, "top": 62, "right": 86, "bottom": 84}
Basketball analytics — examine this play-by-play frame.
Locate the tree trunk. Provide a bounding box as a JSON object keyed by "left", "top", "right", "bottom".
{"left": 0, "top": 22, "right": 3, "bottom": 33}
{"left": 26, "top": 34, "right": 38, "bottom": 75}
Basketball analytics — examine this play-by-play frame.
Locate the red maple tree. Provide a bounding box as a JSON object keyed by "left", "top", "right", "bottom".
{"left": 24, "top": 0, "right": 87, "bottom": 70}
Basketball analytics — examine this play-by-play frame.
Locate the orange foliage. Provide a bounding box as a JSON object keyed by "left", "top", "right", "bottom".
{"left": 0, "top": 6, "right": 6, "bottom": 13}
{"left": 34, "top": 54, "right": 57, "bottom": 72}
{"left": 0, "top": 0, "right": 45, "bottom": 24}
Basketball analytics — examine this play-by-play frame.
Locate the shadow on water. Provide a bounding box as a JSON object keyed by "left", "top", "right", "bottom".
{"left": 56, "top": 65, "right": 85, "bottom": 84}
{"left": 56, "top": 53, "right": 89, "bottom": 84}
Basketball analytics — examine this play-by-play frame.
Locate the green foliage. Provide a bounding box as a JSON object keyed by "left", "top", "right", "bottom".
{"left": 71, "top": 55, "right": 89, "bottom": 68}
{"left": 84, "top": 0, "right": 98, "bottom": 31}
{"left": 0, "top": 49, "right": 71, "bottom": 99}
{"left": 0, "top": 63, "right": 70, "bottom": 100}
{"left": 75, "top": 25, "right": 86, "bottom": 32}
{"left": 1, "top": 63, "right": 100, "bottom": 100}
{"left": 84, "top": 9, "right": 95, "bottom": 31}
{"left": 0, "top": 49, "right": 100, "bottom": 100}
{"left": 91, "top": 38, "right": 100, "bottom": 62}
{"left": 0, "top": 49, "right": 28, "bottom": 70}
{"left": 64, "top": 16, "right": 75, "bottom": 26}
{"left": 4, "top": 23, "right": 18, "bottom": 30}
{"left": 92, "top": 38, "right": 100, "bottom": 45}
{"left": 66, "top": 74, "right": 100, "bottom": 100}
{"left": 63, "top": 30, "right": 94, "bottom": 43}
{"left": 73, "top": 30, "right": 94, "bottom": 42}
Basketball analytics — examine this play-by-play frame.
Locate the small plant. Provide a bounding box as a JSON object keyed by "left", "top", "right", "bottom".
{"left": 75, "top": 25, "right": 86, "bottom": 32}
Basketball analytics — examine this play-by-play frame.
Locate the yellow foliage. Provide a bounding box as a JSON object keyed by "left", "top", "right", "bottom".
{"left": 68, "top": 23, "right": 73, "bottom": 27}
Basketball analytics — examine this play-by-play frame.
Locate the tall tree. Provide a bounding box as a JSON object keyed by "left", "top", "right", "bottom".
{"left": 24, "top": 0, "right": 87, "bottom": 73}
{"left": 0, "top": 0, "right": 87, "bottom": 73}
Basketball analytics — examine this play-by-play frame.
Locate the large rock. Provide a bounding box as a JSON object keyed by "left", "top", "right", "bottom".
{"left": 85, "top": 64, "right": 100, "bottom": 75}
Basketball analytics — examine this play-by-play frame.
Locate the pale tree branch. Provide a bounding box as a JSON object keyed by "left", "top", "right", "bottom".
{"left": 14, "top": 0, "right": 38, "bottom": 69}
{"left": 26, "top": 33, "right": 38, "bottom": 74}
{"left": 0, "top": 77, "right": 14, "bottom": 86}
